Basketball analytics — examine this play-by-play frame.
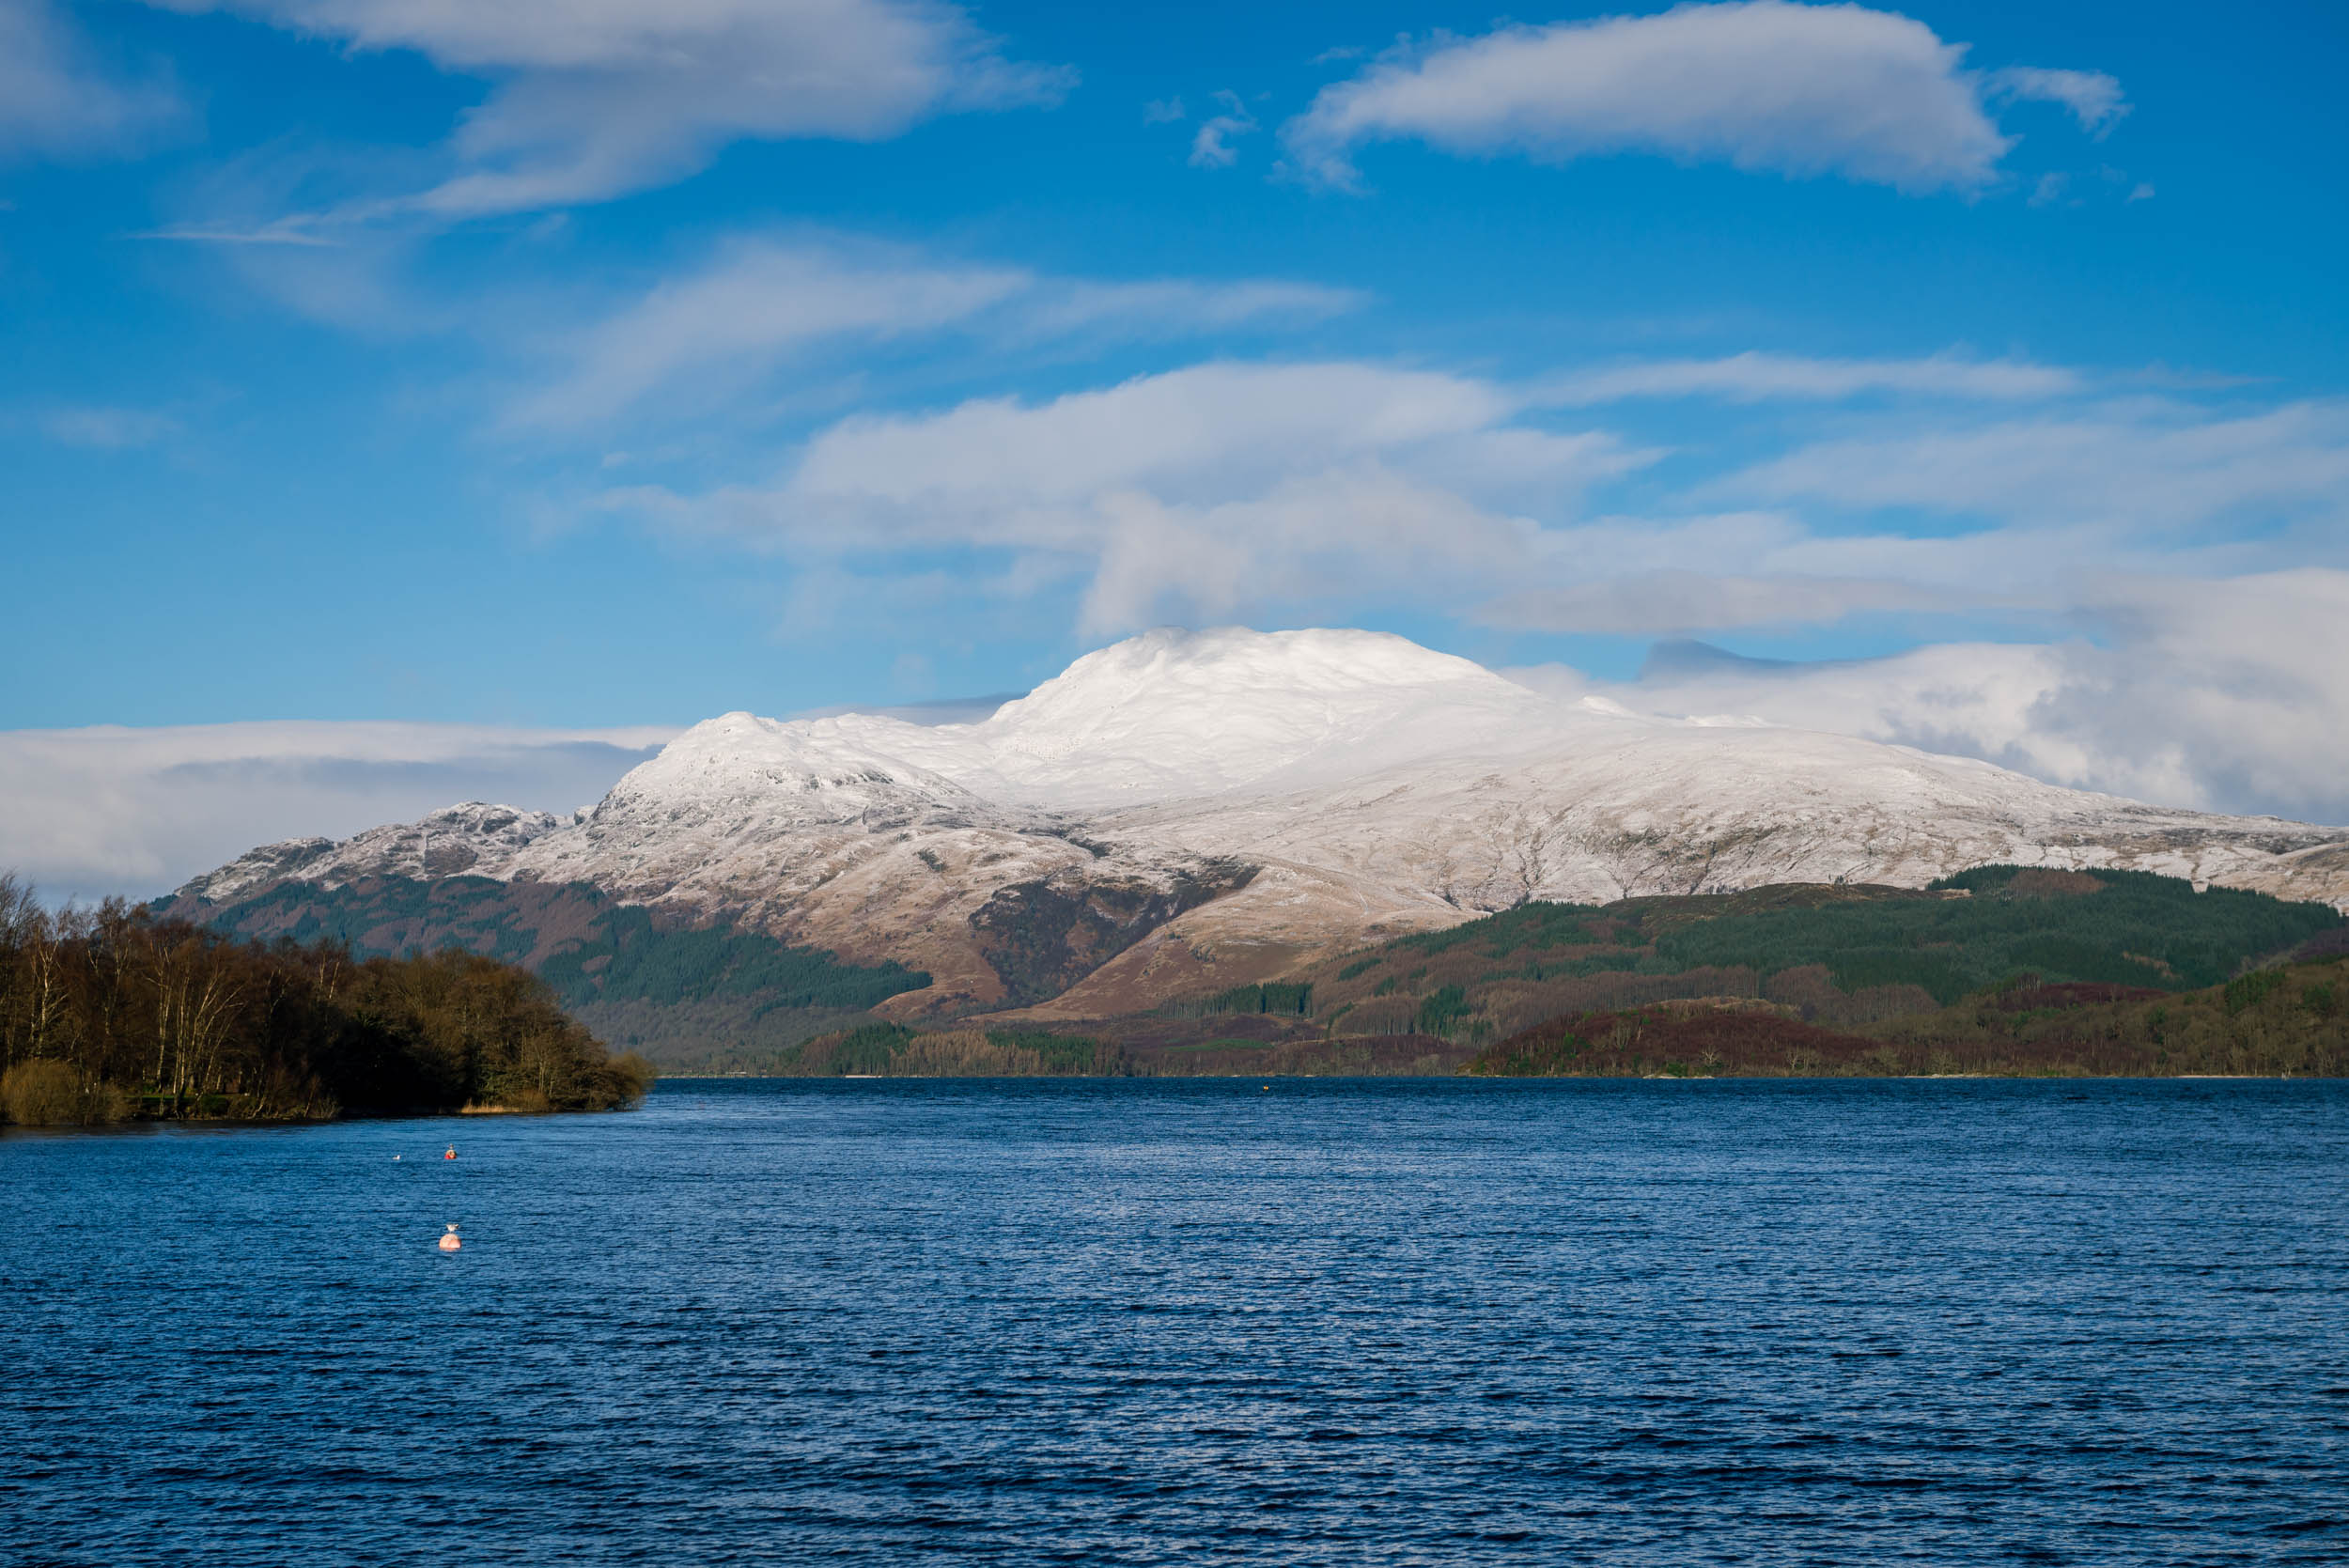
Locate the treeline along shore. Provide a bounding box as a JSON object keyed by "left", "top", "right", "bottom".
{"left": 0, "top": 874, "right": 651, "bottom": 1126}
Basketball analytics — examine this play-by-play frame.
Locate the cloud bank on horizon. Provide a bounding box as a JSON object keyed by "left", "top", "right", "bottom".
{"left": 6, "top": 0, "right": 2347, "bottom": 896}
{"left": 0, "top": 722, "right": 671, "bottom": 906}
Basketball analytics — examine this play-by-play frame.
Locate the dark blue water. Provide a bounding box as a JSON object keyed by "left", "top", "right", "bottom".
{"left": 8, "top": 1079, "right": 2348, "bottom": 1565}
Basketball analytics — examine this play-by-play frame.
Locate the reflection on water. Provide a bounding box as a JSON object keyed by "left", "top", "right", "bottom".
{"left": 8, "top": 1078, "right": 2348, "bottom": 1564}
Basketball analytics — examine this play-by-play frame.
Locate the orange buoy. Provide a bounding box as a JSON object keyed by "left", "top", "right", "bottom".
{"left": 443, "top": 1146, "right": 456, "bottom": 1160}
{"left": 438, "top": 1224, "right": 462, "bottom": 1252}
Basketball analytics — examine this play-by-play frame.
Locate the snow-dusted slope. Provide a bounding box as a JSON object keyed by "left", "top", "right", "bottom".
{"left": 869, "top": 627, "right": 1570, "bottom": 808}
{"left": 176, "top": 627, "right": 2349, "bottom": 1014}
{"left": 179, "top": 801, "right": 568, "bottom": 905}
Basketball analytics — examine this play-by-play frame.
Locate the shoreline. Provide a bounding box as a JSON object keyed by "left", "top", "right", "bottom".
{"left": 13, "top": 1075, "right": 2333, "bottom": 1129}
{"left": 645, "top": 1071, "right": 2341, "bottom": 1083}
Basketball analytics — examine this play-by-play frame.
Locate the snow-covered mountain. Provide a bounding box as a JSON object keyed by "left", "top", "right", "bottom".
{"left": 175, "top": 628, "right": 2349, "bottom": 1017}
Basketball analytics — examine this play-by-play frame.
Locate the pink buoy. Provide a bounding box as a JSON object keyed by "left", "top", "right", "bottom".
{"left": 439, "top": 1224, "right": 462, "bottom": 1252}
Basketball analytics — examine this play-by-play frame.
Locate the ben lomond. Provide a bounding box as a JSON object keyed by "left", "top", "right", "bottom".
{"left": 163, "top": 629, "right": 2349, "bottom": 1032}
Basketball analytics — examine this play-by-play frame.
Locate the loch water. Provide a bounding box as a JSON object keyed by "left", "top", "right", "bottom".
{"left": 8, "top": 1078, "right": 2348, "bottom": 1565}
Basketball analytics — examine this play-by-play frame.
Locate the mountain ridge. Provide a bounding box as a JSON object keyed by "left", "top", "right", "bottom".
{"left": 168, "top": 627, "right": 2349, "bottom": 1021}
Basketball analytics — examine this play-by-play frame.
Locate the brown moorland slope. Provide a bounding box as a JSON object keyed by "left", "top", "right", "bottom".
{"left": 1462, "top": 957, "right": 2349, "bottom": 1078}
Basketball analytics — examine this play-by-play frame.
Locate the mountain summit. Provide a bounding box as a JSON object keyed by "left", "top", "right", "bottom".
{"left": 838, "top": 627, "right": 1567, "bottom": 809}
{"left": 173, "top": 627, "right": 2349, "bottom": 1020}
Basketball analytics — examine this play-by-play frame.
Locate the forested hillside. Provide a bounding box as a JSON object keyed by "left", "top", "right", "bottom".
{"left": 702, "top": 865, "right": 2349, "bottom": 1077}
{"left": 1, "top": 874, "right": 652, "bottom": 1126}
{"left": 1252, "top": 865, "right": 2343, "bottom": 1050}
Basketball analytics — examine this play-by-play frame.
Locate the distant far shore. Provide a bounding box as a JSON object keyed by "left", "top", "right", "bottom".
{"left": 641, "top": 1069, "right": 2341, "bottom": 1082}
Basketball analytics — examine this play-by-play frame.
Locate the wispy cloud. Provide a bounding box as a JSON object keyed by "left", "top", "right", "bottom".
{"left": 602, "top": 360, "right": 1653, "bottom": 633}
{"left": 130, "top": 222, "right": 341, "bottom": 246}
{"left": 507, "top": 235, "right": 1364, "bottom": 429}
{"left": 1483, "top": 569, "right": 1969, "bottom": 635}
{"left": 39, "top": 404, "right": 181, "bottom": 448}
{"left": 1189, "top": 90, "right": 1257, "bottom": 170}
{"left": 1986, "top": 66, "right": 2129, "bottom": 135}
{"left": 1718, "top": 399, "right": 2349, "bottom": 533}
{"left": 511, "top": 239, "right": 1028, "bottom": 429}
{"left": 1537, "top": 350, "right": 2081, "bottom": 406}
{"left": 1010, "top": 276, "right": 1366, "bottom": 338}
{"left": 144, "top": 0, "right": 1071, "bottom": 219}
{"left": 598, "top": 349, "right": 2349, "bottom": 651}
{"left": 1281, "top": 1, "right": 2114, "bottom": 194}
{"left": 1, "top": 0, "right": 187, "bottom": 161}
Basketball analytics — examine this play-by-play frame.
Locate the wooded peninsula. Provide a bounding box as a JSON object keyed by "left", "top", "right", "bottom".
{"left": 0, "top": 874, "right": 651, "bottom": 1126}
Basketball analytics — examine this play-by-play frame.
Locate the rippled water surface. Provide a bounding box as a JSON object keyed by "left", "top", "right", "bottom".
{"left": 9, "top": 1079, "right": 2349, "bottom": 1564}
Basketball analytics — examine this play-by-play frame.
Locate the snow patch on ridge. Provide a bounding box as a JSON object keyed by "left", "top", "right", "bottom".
{"left": 179, "top": 801, "right": 565, "bottom": 905}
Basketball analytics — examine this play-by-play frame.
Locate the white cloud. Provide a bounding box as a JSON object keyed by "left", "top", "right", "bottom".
{"left": 598, "top": 354, "right": 2349, "bottom": 645}
{"left": 604, "top": 361, "right": 1654, "bottom": 632}
{"left": 1722, "top": 399, "right": 2349, "bottom": 535}
{"left": 508, "top": 235, "right": 1366, "bottom": 428}
{"left": 1986, "top": 66, "right": 2127, "bottom": 134}
{"left": 781, "top": 362, "right": 1543, "bottom": 514}
{"left": 1189, "top": 90, "right": 1257, "bottom": 169}
{"left": 1010, "top": 276, "right": 1366, "bottom": 338}
{"left": 146, "top": 0, "right": 1070, "bottom": 215}
{"left": 0, "top": 0, "right": 184, "bottom": 160}
{"left": 1538, "top": 349, "right": 2080, "bottom": 405}
{"left": 1484, "top": 568, "right": 1961, "bottom": 634}
{"left": 1282, "top": 1, "right": 2111, "bottom": 194}
{"left": 1465, "top": 504, "right": 2061, "bottom": 635}
{"left": 1507, "top": 569, "right": 2349, "bottom": 825}
{"left": 512, "top": 239, "right": 1027, "bottom": 427}
{"left": 0, "top": 722, "right": 677, "bottom": 905}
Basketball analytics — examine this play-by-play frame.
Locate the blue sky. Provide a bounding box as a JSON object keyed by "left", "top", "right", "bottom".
{"left": 5, "top": 0, "right": 2349, "bottom": 896}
